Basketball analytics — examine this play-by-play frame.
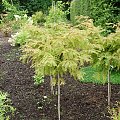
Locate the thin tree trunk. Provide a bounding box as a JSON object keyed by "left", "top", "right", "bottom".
{"left": 50, "top": 75, "right": 54, "bottom": 95}
{"left": 57, "top": 74, "right": 61, "bottom": 120}
{"left": 108, "top": 69, "right": 111, "bottom": 106}
{"left": 10, "top": 0, "right": 13, "bottom": 6}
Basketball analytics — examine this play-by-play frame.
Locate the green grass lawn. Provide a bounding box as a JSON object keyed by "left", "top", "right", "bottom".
{"left": 81, "top": 66, "right": 120, "bottom": 84}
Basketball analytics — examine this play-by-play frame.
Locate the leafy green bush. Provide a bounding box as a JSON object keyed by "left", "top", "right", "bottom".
{"left": 32, "top": 11, "right": 46, "bottom": 26}
{"left": 8, "top": 1, "right": 69, "bottom": 47}
{"left": 109, "top": 102, "right": 120, "bottom": 120}
{"left": 8, "top": 30, "right": 29, "bottom": 46}
{"left": 45, "top": 1, "right": 68, "bottom": 26}
{"left": 2, "top": 0, "right": 27, "bottom": 22}
{"left": 33, "top": 74, "right": 44, "bottom": 85}
{"left": 88, "top": 23, "right": 120, "bottom": 82}
{"left": 70, "top": 0, "right": 120, "bottom": 35}
{"left": 90, "top": 0, "right": 119, "bottom": 36}
{"left": 0, "top": 14, "right": 30, "bottom": 36}
{"left": 0, "top": 91, "right": 15, "bottom": 120}
{"left": 19, "top": 18, "right": 104, "bottom": 119}
{"left": 7, "top": 15, "right": 34, "bottom": 45}
{"left": 19, "top": 0, "right": 52, "bottom": 15}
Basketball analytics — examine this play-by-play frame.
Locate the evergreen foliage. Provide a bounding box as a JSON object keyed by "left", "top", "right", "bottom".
{"left": 90, "top": 0, "right": 120, "bottom": 35}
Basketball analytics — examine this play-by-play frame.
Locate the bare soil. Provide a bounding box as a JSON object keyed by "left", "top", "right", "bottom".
{"left": 0, "top": 32, "right": 120, "bottom": 120}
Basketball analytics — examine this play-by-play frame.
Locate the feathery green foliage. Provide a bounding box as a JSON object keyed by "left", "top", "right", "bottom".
{"left": 20, "top": 23, "right": 92, "bottom": 84}
{"left": 89, "top": 23, "right": 120, "bottom": 83}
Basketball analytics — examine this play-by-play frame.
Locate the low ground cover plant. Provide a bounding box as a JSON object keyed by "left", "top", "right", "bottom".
{"left": 0, "top": 91, "right": 15, "bottom": 120}
{"left": 109, "top": 102, "right": 120, "bottom": 120}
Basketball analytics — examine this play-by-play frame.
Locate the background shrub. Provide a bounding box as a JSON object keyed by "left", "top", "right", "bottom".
{"left": 18, "top": 0, "right": 52, "bottom": 15}
{"left": 70, "top": 0, "right": 120, "bottom": 35}
{"left": 70, "top": 0, "right": 91, "bottom": 24}
{"left": 32, "top": 11, "right": 46, "bottom": 26}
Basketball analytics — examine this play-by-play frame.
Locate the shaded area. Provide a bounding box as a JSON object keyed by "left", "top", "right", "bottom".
{"left": 0, "top": 32, "right": 120, "bottom": 120}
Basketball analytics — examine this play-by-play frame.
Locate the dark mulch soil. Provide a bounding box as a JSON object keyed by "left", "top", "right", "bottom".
{"left": 0, "top": 32, "right": 120, "bottom": 120}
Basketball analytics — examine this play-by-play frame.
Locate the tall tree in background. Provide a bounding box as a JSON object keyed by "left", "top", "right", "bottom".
{"left": 0, "top": 0, "right": 3, "bottom": 14}
{"left": 18, "top": 0, "right": 52, "bottom": 15}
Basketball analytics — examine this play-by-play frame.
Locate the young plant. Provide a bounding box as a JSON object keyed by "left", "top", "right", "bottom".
{"left": 32, "top": 11, "right": 46, "bottom": 26}
{"left": 20, "top": 21, "right": 92, "bottom": 120}
{"left": 109, "top": 102, "right": 120, "bottom": 120}
{"left": 33, "top": 74, "right": 44, "bottom": 85}
{"left": 0, "top": 91, "right": 15, "bottom": 120}
{"left": 89, "top": 23, "right": 120, "bottom": 106}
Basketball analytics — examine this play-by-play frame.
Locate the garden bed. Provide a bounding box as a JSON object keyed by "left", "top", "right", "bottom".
{"left": 0, "top": 32, "right": 120, "bottom": 120}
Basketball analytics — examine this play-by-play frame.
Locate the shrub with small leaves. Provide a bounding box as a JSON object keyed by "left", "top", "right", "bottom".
{"left": 2, "top": 0, "right": 27, "bottom": 22}
{"left": 109, "top": 102, "right": 120, "bottom": 120}
{"left": 0, "top": 91, "right": 15, "bottom": 120}
{"left": 32, "top": 11, "right": 46, "bottom": 26}
{"left": 45, "top": 1, "right": 68, "bottom": 26}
